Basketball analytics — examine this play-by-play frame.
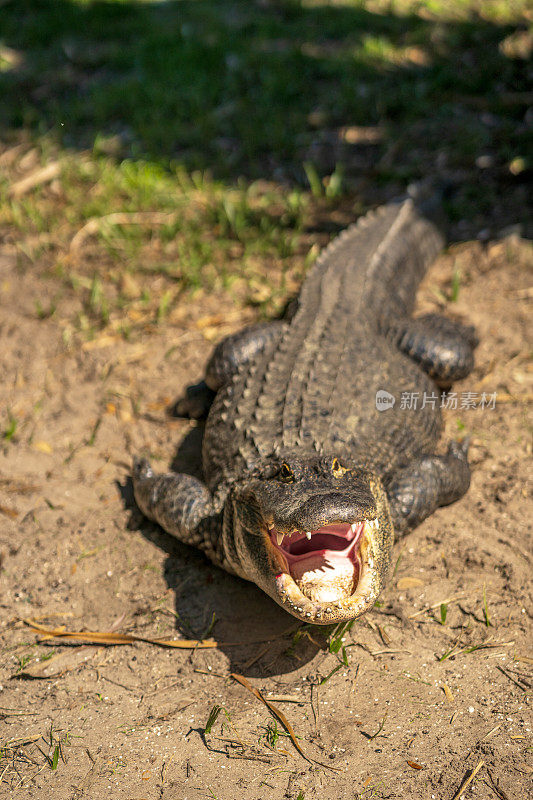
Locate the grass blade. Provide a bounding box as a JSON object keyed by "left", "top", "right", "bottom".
{"left": 204, "top": 705, "right": 222, "bottom": 735}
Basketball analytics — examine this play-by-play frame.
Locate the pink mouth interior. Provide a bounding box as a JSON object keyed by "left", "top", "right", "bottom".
{"left": 270, "top": 522, "right": 364, "bottom": 602}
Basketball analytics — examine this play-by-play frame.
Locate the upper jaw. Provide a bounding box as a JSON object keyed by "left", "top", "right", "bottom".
{"left": 265, "top": 492, "right": 377, "bottom": 538}
{"left": 267, "top": 519, "right": 377, "bottom": 548}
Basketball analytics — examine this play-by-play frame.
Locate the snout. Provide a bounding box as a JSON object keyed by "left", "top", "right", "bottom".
{"left": 280, "top": 490, "right": 376, "bottom": 532}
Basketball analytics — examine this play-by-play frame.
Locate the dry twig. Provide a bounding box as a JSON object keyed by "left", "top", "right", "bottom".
{"left": 450, "top": 761, "right": 484, "bottom": 800}
{"left": 8, "top": 162, "right": 61, "bottom": 198}
{"left": 69, "top": 211, "right": 178, "bottom": 253}
{"left": 24, "top": 619, "right": 217, "bottom": 649}
{"left": 230, "top": 672, "right": 338, "bottom": 771}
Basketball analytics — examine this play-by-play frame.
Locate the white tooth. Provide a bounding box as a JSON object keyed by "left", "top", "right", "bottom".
{"left": 276, "top": 532, "right": 285, "bottom": 546}
{"left": 350, "top": 523, "right": 357, "bottom": 534}
{"left": 305, "top": 531, "right": 312, "bottom": 540}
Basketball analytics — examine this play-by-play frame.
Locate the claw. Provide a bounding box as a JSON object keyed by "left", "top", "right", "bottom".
{"left": 133, "top": 457, "right": 154, "bottom": 481}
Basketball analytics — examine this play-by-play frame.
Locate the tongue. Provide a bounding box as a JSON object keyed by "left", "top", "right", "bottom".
{"left": 290, "top": 552, "right": 359, "bottom": 604}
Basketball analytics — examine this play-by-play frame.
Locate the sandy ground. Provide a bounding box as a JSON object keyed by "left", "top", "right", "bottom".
{"left": 0, "top": 234, "right": 532, "bottom": 799}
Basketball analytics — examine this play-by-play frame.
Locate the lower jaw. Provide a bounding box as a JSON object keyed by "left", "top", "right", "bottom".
{"left": 290, "top": 552, "right": 360, "bottom": 604}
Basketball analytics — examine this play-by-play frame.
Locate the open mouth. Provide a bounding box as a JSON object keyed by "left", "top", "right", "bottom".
{"left": 269, "top": 521, "right": 374, "bottom": 605}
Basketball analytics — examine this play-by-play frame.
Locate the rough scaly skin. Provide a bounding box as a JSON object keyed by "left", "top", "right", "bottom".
{"left": 133, "top": 199, "right": 475, "bottom": 624}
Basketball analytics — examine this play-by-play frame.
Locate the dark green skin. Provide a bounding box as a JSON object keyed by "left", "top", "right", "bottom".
{"left": 133, "top": 199, "right": 475, "bottom": 624}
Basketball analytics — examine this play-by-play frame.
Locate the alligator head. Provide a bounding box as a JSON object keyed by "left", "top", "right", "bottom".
{"left": 224, "top": 454, "right": 393, "bottom": 624}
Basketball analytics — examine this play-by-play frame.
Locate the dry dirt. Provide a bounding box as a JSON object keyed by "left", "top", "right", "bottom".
{"left": 0, "top": 235, "right": 532, "bottom": 800}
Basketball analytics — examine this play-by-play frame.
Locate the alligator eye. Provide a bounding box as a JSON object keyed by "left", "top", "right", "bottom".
{"left": 279, "top": 463, "right": 294, "bottom": 483}
{"left": 332, "top": 458, "right": 347, "bottom": 478}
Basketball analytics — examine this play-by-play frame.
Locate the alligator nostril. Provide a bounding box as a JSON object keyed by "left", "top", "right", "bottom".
{"left": 332, "top": 457, "right": 347, "bottom": 478}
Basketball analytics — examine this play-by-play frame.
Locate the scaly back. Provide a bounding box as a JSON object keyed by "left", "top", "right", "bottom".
{"left": 203, "top": 200, "right": 444, "bottom": 490}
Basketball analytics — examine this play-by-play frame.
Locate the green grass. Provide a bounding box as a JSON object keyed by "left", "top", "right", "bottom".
{"left": 2, "top": 410, "right": 18, "bottom": 442}
{"left": 1, "top": 0, "right": 528, "bottom": 176}
{"left": 0, "top": 0, "right": 530, "bottom": 337}
{"left": 2, "top": 151, "right": 311, "bottom": 336}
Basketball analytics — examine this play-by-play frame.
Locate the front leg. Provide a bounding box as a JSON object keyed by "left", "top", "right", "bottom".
{"left": 386, "top": 440, "right": 471, "bottom": 536}
{"left": 205, "top": 320, "right": 286, "bottom": 391}
{"left": 132, "top": 458, "right": 222, "bottom": 565}
{"left": 388, "top": 314, "right": 478, "bottom": 384}
{"left": 172, "top": 321, "right": 286, "bottom": 419}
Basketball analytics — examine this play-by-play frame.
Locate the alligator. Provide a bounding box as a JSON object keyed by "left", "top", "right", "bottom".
{"left": 133, "top": 197, "right": 477, "bottom": 624}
